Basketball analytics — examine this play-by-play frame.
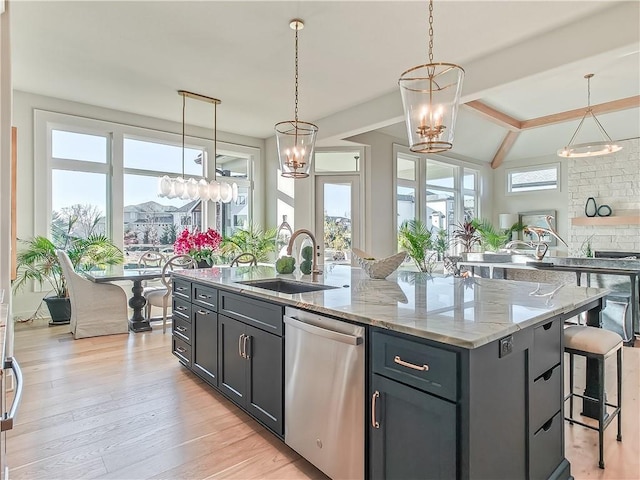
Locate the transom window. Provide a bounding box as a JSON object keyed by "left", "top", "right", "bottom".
{"left": 507, "top": 164, "right": 559, "bottom": 193}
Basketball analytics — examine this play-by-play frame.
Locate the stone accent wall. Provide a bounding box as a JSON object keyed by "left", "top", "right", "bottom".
{"left": 567, "top": 138, "right": 640, "bottom": 255}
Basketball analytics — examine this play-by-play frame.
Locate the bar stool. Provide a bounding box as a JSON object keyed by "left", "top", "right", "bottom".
{"left": 564, "top": 326, "right": 622, "bottom": 469}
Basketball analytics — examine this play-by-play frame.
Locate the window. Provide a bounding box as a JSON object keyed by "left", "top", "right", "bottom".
{"left": 507, "top": 164, "right": 559, "bottom": 193}
{"left": 36, "top": 110, "right": 256, "bottom": 258}
{"left": 393, "top": 144, "right": 481, "bottom": 252}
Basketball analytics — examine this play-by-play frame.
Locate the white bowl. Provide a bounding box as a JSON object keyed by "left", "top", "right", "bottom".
{"left": 352, "top": 248, "right": 407, "bottom": 279}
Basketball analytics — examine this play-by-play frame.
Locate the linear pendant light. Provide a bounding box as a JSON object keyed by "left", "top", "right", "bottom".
{"left": 557, "top": 74, "right": 623, "bottom": 158}
{"left": 158, "top": 90, "right": 238, "bottom": 203}
{"left": 275, "top": 19, "right": 318, "bottom": 178}
{"left": 398, "top": 0, "right": 464, "bottom": 153}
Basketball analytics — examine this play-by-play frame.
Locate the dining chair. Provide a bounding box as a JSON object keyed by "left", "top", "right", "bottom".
{"left": 230, "top": 252, "right": 258, "bottom": 267}
{"left": 138, "top": 250, "right": 167, "bottom": 289}
{"left": 145, "top": 254, "right": 196, "bottom": 333}
{"left": 56, "top": 250, "right": 129, "bottom": 339}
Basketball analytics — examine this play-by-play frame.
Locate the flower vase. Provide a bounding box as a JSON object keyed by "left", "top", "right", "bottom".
{"left": 196, "top": 259, "right": 210, "bottom": 268}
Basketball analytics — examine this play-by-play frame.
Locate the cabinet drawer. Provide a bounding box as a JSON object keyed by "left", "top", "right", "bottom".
{"left": 173, "top": 279, "right": 191, "bottom": 301}
{"left": 173, "top": 316, "right": 192, "bottom": 344}
{"left": 531, "top": 364, "right": 561, "bottom": 431}
{"left": 193, "top": 284, "right": 218, "bottom": 310}
{"left": 172, "top": 336, "right": 192, "bottom": 368}
{"left": 532, "top": 318, "right": 561, "bottom": 378}
{"left": 219, "top": 291, "right": 283, "bottom": 336}
{"left": 172, "top": 297, "right": 191, "bottom": 322}
{"left": 530, "top": 411, "right": 563, "bottom": 480}
{"left": 372, "top": 331, "right": 457, "bottom": 402}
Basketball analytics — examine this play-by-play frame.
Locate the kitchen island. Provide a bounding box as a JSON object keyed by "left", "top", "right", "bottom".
{"left": 172, "top": 266, "right": 608, "bottom": 480}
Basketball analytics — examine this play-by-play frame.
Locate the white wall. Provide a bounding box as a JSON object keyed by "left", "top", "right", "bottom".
{"left": 493, "top": 156, "right": 569, "bottom": 256}
{"left": 12, "top": 90, "right": 265, "bottom": 318}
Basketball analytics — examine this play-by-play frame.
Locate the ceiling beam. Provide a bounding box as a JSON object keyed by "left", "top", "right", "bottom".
{"left": 464, "top": 101, "right": 522, "bottom": 131}
{"left": 519, "top": 95, "right": 640, "bottom": 130}
{"left": 491, "top": 131, "right": 520, "bottom": 169}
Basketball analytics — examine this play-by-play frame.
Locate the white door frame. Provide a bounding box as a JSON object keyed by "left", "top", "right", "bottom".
{"left": 314, "top": 174, "right": 361, "bottom": 265}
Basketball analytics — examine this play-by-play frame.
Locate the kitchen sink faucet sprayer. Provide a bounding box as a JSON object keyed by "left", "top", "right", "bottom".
{"left": 287, "top": 229, "right": 322, "bottom": 281}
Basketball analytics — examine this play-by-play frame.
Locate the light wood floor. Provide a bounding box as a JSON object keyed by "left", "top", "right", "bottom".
{"left": 7, "top": 320, "right": 639, "bottom": 480}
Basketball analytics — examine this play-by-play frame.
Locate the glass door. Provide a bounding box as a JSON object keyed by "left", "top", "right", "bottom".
{"left": 315, "top": 175, "right": 360, "bottom": 267}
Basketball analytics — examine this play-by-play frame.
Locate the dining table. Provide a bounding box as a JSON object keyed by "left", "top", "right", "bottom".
{"left": 84, "top": 266, "right": 163, "bottom": 332}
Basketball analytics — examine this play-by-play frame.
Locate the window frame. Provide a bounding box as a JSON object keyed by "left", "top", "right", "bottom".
{"left": 35, "top": 109, "right": 256, "bottom": 250}
{"left": 505, "top": 162, "right": 560, "bottom": 195}
{"left": 393, "top": 144, "right": 481, "bottom": 236}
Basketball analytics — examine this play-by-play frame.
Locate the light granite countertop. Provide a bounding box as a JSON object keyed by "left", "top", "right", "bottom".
{"left": 173, "top": 265, "right": 608, "bottom": 349}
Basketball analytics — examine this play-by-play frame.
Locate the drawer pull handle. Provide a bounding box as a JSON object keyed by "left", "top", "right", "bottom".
{"left": 175, "top": 326, "right": 187, "bottom": 333}
{"left": 542, "top": 369, "right": 554, "bottom": 381}
{"left": 176, "top": 306, "right": 187, "bottom": 311}
{"left": 543, "top": 322, "right": 553, "bottom": 330}
{"left": 198, "top": 294, "right": 210, "bottom": 299}
{"left": 175, "top": 286, "right": 186, "bottom": 291}
{"left": 371, "top": 391, "right": 380, "bottom": 429}
{"left": 175, "top": 346, "right": 186, "bottom": 354}
{"left": 196, "top": 310, "right": 209, "bottom": 315}
{"left": 394, "top": 355, "right": 429, "bottom": 371}
{"left": 541, "top": 417, "right": 554, "bottom": 432}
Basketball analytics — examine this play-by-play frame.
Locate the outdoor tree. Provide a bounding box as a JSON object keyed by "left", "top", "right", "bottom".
{"left": 52, "top": 204, "right": 105, "bottom": 243}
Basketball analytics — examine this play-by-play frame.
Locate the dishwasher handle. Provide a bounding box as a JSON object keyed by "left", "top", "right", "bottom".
{"left": 1, "top": 357, "right": 23, "bottom": 432}
{"left": 284, "top": 316, "right": 363, "bottom": 346}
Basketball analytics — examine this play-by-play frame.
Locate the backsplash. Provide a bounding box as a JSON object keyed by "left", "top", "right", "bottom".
{"left": 567, "top": 138, "right": 640, "bottom": 255}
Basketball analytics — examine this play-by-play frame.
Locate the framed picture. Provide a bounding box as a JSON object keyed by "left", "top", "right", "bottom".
{"left": 519, "top": 210, "right": 558, "bottom": 246}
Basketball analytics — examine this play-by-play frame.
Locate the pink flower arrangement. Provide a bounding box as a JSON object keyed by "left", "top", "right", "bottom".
{"left": 174, "top": 227, "right": 223, "bottom": 266}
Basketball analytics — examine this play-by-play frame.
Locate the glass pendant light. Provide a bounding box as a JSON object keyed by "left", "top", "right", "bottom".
{"left": 557, "top": 74, "right": 623, "bottom": 158}
{"left": 158, "top": 91, "right": 238, "bottom": 203}
{"left": 275, "top": 19, "right": 318, "bottom": 178}
{"left": 399, "top": 0, "right": 464, "bottom": 153}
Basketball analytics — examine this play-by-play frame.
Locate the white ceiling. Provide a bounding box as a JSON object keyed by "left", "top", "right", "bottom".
{"left": 10, "top": 1, "right": 640, "bottom": 164}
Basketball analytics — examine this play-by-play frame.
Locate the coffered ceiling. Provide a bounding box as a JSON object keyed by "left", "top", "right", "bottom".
{"left": 10, "top": 1, "right": 640, "bottom": 164}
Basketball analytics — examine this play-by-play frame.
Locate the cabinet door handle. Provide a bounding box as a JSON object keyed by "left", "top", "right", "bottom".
{"left": 1, "top": 357, "right": 24, "bottom": 432}
{"left": 175, "top": 325, "right": 187, "bottom": 333}
{"left": 196, "top": 309, "right": 209, "bottom": 315}
{"left": 175, "top": 305, "right": 187, "bottom": 311}
{"left": 394, "top": 355, "right": 429, "bottom": 371}
{"left": 238, "top": 333, "right": 246, "bottom": 358}
{"left": 243, "top": 335, "right": 251, "bottom": 359}
{"left": 371, "top": 390, "right": 380, "bottom": 429}
{"left": 176, "top": 346, "right": 186, "bottom": 354}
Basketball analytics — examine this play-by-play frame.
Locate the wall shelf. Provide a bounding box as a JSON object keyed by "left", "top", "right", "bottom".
{"left": 571, "top": 212, "right": 640, "bottom": 226}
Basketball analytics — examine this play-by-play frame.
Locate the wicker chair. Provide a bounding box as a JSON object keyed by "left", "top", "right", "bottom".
{"left": 230, "top": 253, "right": 258, "bottom": 266}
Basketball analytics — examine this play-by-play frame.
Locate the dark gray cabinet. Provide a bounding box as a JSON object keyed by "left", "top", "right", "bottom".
{"left": 173, "top": 281, "right": 284, "bottom": 438}
{"left": 371, "top": 317, "right": 570, "bottom": 480}
{"left": 370, "top": 373, "right": 456, "bottom": 480}
{"left": 218, "top": 313, "right": 283, "bottom": 436}
{"left": 192, "top": 305, "right": 218, "bottom": 387}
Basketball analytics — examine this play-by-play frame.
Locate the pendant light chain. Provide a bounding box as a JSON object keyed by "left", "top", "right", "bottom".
{"left": 294, "top": 23, "right": 299, "bottom": 124}
{"left": 586, "top": 74, "right": 592, "bottom": 110}
{"left": 181, "top": 92, "right": 186, "bottom": 178}
{"left": 213, "top": 101, "right": 217, "bottom": 178}
{"left": 428, "top": 0, "right": 434, "bottom": 64}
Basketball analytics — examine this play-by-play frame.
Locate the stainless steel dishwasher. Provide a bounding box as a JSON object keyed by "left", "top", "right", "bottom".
{"left": 284, "top": 306, "right": 365, "bottom": 480}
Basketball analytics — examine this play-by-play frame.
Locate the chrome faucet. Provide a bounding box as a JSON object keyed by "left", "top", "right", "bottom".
{"left": 505, "top": 240, "right": 549, "bottom": 261}
{"left": 287, "top": 229, "right": 322, "bottom": 281}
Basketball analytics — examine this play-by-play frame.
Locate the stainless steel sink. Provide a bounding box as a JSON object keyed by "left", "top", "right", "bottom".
{"left": 237, "top": 278, "right": 339, "bottom": 294}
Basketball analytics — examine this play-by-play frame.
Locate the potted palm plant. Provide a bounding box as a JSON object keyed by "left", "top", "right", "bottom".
{"left": 398, "top": 219, "right": 437, "bottom": 273}
{"left": 13, "top": 234, "right": 124, "bottom": 324}
{"left": 220, "top": 223, "right": 277, "bottom": 263}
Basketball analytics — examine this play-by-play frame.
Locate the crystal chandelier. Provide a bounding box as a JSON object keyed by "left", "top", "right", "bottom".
{"left": 275, "top": 19, "right": 318, "bottom": 178}
{"left": 158, "top": 90, "right": 238, "bottom": 202}
{"left": 398, "top": 0, "right": 464, "bottom": 153}
{"left": 557, "top": 74, "right": 623, "bottom": 158}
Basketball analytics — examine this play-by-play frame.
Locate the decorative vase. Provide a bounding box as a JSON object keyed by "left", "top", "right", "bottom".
{"left": 584, "top": 197, "right": 597, "bottom": 217}
{"left": 597, "top": 204, "right": 612, "bottom": 217}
